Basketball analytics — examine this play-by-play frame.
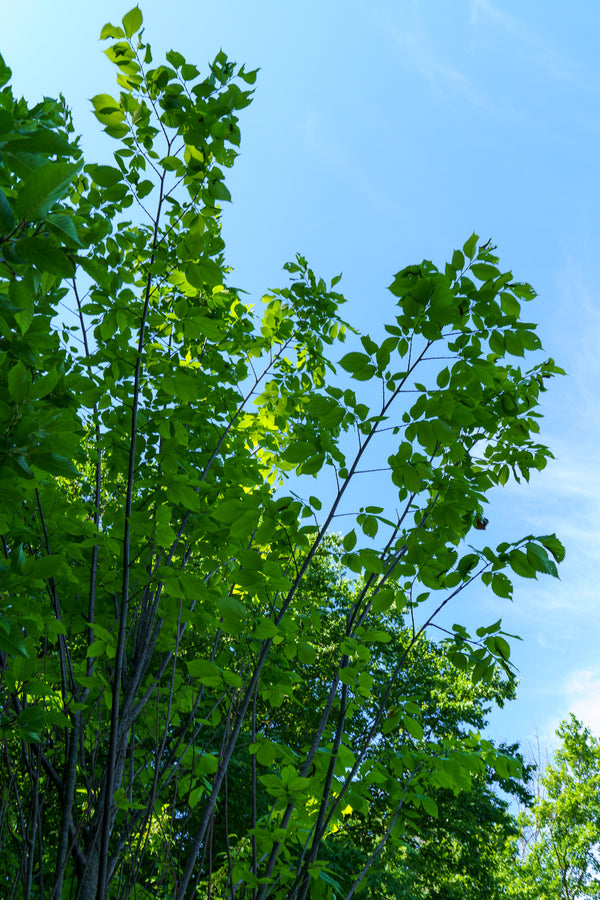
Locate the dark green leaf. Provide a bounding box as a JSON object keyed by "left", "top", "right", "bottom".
{"left": 16, "top": 237, "right": 74, "bottom": 276}
{"left": 339, "top": 352, "right": 371, "bottom": 373}
{"left": 30, "top": 453, "right": 80, "bottom": 478}
{"left": 7, "top": 360, "right": 32, "bottom": 403}
{"left": 470, "top": 263, "right": 499, "bottom": 282}
{"left": 500, "top": 292, "right": 520, "bottom": 317}
{"left": 0, "top": 188, "right": 15, "bottom": 236}
{"left": 46, "top": 213, "right": 82, "bottom": 247}
{"left": 509, "top": 549, "right": 536, "bottom": 579}
{"left": 0, "top": 53, "right": 11, "bottom": 88}
{"left": 15, "top": 162, "right": 81, "bottom": 222}
{"left": 86, "top": 164, "right": 123, "bottom": 187}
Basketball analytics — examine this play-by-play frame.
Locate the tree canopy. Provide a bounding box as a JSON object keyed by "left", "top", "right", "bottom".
{"left": 502, "top": 716, "right": 600, "bottom": 900}
{"left": 0, "top": 7, "right": 564, "bottom": 899}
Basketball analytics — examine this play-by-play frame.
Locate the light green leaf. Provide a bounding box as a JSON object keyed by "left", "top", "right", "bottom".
{"left": 122, "top": 6, "right": 143, "bottom": 38}
{"left": 100, "top": 23, "right": 125, "bottom": 40}
{"left": 403, "top": 715, "right": 423, "bottom": 741}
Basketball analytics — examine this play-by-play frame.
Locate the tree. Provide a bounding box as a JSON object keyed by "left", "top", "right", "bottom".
{"left": 503, "top": 716, "right": 600, "bottom": 900}
{"left": 0, "top": 7, "right": 564, "bottom": 899}
{"left": 196, "top": 536, "right": 531, "bottom": 900}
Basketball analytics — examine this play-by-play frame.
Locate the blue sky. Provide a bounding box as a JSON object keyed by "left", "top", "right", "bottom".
{"left": 4, "top": 0, "right": 600, "bottom": 753}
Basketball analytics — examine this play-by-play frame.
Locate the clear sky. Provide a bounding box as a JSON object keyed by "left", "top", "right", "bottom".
{"left": 4, "top": 0, "right": 600, "bottom": 754}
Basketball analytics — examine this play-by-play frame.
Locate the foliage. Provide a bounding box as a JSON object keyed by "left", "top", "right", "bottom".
{"left": 201, "top": 537, "right": 529, "bottom": 900}
{"left": 503, "top": 716, "right": 600, "bottom": 900}
{"left": 0, "top": 7, "right": 563, "bottom": 899}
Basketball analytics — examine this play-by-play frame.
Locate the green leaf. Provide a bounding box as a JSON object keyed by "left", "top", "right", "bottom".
{"left": 509, "top": 549, "right": 536, "bottom": 579}
{"left": 500, "top": 292, "right": 521, "bottom": 317}
{"left": 421, "top": 795, "right": 438, "bottom": 817}
{"left": 208, "top": 180, "right": 232, "bottom": 202}
{"left": 91, "top": 94, "right": 124, "bottom": 122}
{"left": 15, "top": 162, "right": 81, "bottom": 222}
{"left": 160, "top": 155, "right": 183, "bottom": 172}
{"left": 510, "top": 282, "right": 536, "bottom": 301}
{"left": 498, "top": 464, "right": 510, "bottom": 486}
{"left": 214, "top": 498, "right": 255, "bottom": 524}
{"left": 122, "top": 6, "right": 143, "bottom": 38}
{"left": 470, "top": 263, "right": 499, "bottom": 282}
{"left": 452, "top": 249, "right": 465, "bottom": 270}
{"left": 86, "top": 640, "right": 106, "bottom": 658}
{"left": 463, "top": 233, "right": 478, "bottom": 259}
{"left": 100, "top": 23, "right": 125, "bottom": 40}
{"left": 0, "top": 54, "right": 11, "bottom": 88}
{"left": 46, "top": 213, "right": 82, "bottom": 247}
{"left": 166, "top": 50, "right": 186, "bottom": 69}
{"left": 362, "top": 515, "right": 378, "bottom": 538}
{"left": 283, "top": 442, "right": 315, "bottom": 464}
{"left": 538, "top": 534, "right": 565, "bottom": 563}
{"left": 340, "top": 352, "right": 370, "bottom": 373}
{"left": 403, "top": 715, "right": 423, "bottom": 741}
{"left": 186, "top": 659, "right": 222, "bottom": 687}
{"left": 491, "top": 573, "right": 513, "bottom": 599}
{"left": 9, "top": 275, "right": 35, "bottom": 335}
{"left": 30, "top": 453, "right": 80, "bottom": 479}
{"left": 186, "top": 259, "right": 223, "bottom": 288}
{"left": 15, "top": 237, "right": 74, "bottom": 277}
{"left": 7, "top": 360, "right": 32, "bottom": 403}
{"left": 0, "top": 188, "right": 15, "bottom": 236}
{"left": 494, "top": 636, "right": 511, "bottom": 660}
{"left": 85, "top": 164, "right": 123, "bottom": 187}
{"left": 526, "top": 542, "right": 559, "bottom": 578}
{"left": 0, "top": 623, "right": 28, "bottom": 658}
{"left": 343, "top": 530, "right": 357, "bottom": 551}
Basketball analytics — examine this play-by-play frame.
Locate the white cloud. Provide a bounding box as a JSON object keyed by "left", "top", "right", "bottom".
{"left": 373, "top": 4, "right": 510, "bottom": 114}
{"left": 294, "top": 112, "right": 396, "bottom": 213}
{"left": 469, "top": 0, "right": 579, "bottom": 82}
{"left": 563, "top": 669, "right": 600, "bottom": 735}
{"left": 387, "top": 25, "right": 490, "bottom": 109}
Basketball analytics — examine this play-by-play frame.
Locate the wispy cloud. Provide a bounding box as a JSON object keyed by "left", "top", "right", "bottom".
{"left": 294, "top": 112, "right": 397, "bottom": 213}
{"left": 562, "top": 669, "right": 600, "bottom": 734}
{"left": 469, "top": 0, "right": 580, "bottom": 82}
{"left": 383, "top": 20, "right": 498, "bottom": 112}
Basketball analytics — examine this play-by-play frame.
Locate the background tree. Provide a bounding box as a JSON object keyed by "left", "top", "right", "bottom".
{"left": 502, "top": 716, "right": 600, "bottom": 900}
{"left": 0, "top": 7, "right": 563, "bottom": 899}
{"left": 202, "top": 536, "right": 531, "bottom": 899}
